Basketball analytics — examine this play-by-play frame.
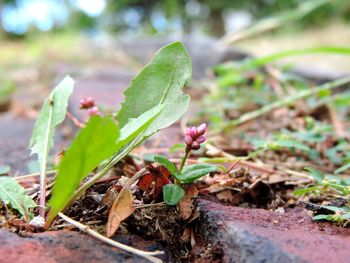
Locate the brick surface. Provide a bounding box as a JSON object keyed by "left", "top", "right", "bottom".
{"left": 197, "top": 199, "right": 350, "bottom": 263}
{"left": 0, "top": 229, "right": 170, "bottom": 263}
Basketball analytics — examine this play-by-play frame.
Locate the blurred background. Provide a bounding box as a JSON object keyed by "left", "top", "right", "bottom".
{"left": 1, "top": 0, "right": 350, "bottom": 110}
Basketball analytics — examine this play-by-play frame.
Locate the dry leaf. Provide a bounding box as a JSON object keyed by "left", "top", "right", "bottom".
{"left": 216, "top": 190, "right": 243, "bottom": 205}
{"left": 100, "top": 185, "right": 118, "bottom": 208}
{"left": 179, "top": 185, "right": 199, "bottom": 220}
{"left": 106, "top": 188, "right": 135, "bottom": 237}
{"left": 181, "top": 227, "right": 191, "bottom": 243}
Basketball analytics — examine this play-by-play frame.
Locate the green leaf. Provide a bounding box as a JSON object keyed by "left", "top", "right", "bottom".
{"left": 29, "top": 76, "right": 74, "bottom": 176}
{"left": 178, "top": 164, "right": 217, "bottom": 183}
{"left": 163, "top": 184, "right": 185, "bottom": 205}
{"left": 335, "top": 162, "right": 350, "bottom": 174}
{"left": 154, "top": 155, "right": 178, "bottom": 175}
{"left": 313, "top": 214, "right": 334, "bottom": 221}
{"left": 116, "top": 42, "right": 191, "bottom": 137}
{"left": 47, "top": 116, "right": 120, "bottom": 223}
{"left": 305, "top": 167, "right": 325, "bottom": 183}
{"left": 0, "top": 177, "right": 36, "bottom": 218}
{"left": 293, "top": 186, "right": 319, "bottom": 196}
{"left": 272, "top": 140, "right": 310, "bottom": 152}
{"left": 118, "top": 105, "right": 164, "bottom": 145}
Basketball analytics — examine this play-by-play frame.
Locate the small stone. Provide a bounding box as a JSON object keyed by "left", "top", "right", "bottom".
{"left": 30, "top": 216, "right": 45, "bottom": 228}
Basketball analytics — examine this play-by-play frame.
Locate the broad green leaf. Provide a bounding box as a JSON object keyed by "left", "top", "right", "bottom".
{"left": 154, "top": 155, "right": 178, "bottom": 175}
{"left": 29, "top": 76, "right": 74, "bottom": 175}
{"left": 305, "top": 167, "right": 325, "bottom": 183}
{"left": 0, "top": 177, "right": 36, "bottom": 218}
{"left": 118, "top": 104, "right": 164, "bottom": 145}
{"left": 163, "top": 184, "right": 185, "bottom": 205}
{"left": 47, "top": 116, "right": 120, "bottom": 224}
{"left": 116, "top": 42, "right": 191, "bottom": 137}
{"left": 178, "top": 164, "right": 217, "bottom": 183}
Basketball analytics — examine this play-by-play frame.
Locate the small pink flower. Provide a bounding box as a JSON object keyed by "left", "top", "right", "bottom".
{"left": 191, "top": 141, "right": 200, "bottom": 150}
{"left": 87, "top": 106, "right": 100, "bottom": 116}
{"left": 184, "top": 135, "right": 193, "bottom": 146}
{"left": 184, "top": 123, "right": 207, "bottom": 150}
{"left": 197, "top": 123, "right": 207, "bottom": 135}
{"left": 196, "top": 135, "right": 206, "bottom": 143}
{"left": 80, "top": 96, "right": 95, "bottom": 109}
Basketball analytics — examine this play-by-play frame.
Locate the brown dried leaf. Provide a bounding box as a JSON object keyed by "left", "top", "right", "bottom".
{"left": 179, "top": 185, "right": 199, "bottom": 220}
{"left": 106, "top": 188, "right": 135, "bottom": 237}
{"left": 181, "top": 227, "right": 191, "bottom": 243}
{"left": 100, "top": 185, "right": 118, "bottom": 208}
{"left": 216, "top": 190, "right": 243, "bottom": 205}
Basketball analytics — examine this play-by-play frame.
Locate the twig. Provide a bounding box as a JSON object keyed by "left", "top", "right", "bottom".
{"left": 134, "top": 202, "right": 166, "bottom": 209}
{"left": 328, "top": 105, "right": 349, "bottom": 139}
{"left": 15, "top": 170, "right": 57, "bottom": 181}
{"left": 223, "top": 76, "right": 350, "bottom": 131}
{"left": 58, "top": 212, "right": 163, "bottom": 263}
{"left": 66, "top": 111, "right": 85, "bottom": 128}
{"left": 205, "top": 144, "right": 285, "bottom": 175}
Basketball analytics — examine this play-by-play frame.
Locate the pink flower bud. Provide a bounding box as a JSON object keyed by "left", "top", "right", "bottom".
{"left": 189, "top": 127, "right": 198, "bottom": 138}
{"left": 85, "top": 97, "right": 95, "bottom": 107}
{"left": 80, "top": 97, "right": 95, "bottom": 109}
{"left": 196, "top": 135, "right": 206, "bottom": 143}
{"left": 184, "top": 135, "right": 193, "bottom": 146}
{"left": 197, "top": 123, "right": 207, "bottom": 135}
{"left": 87, "top": 106, "right": 100, "bottom": 116}
{"left": 185, "top": 128, "right": 192, "bottom": 136}
{"left": 191, "top": 141, "right": 200, "bottom": 150}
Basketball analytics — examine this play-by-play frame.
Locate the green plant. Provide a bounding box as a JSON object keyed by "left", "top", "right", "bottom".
{"left": 294, "top": 168, "right": 350, "bottom": 224}
{"left": 0, "top": 41, "right": 193, "bottom": 228}
{"left": 150, "top": 123, "right": 216, "bottom": 205}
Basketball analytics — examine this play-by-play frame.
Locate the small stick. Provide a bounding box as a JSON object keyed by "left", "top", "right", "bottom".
{"left": 223, "top": 76, "right": 350, "bottom": 130}
{"left": 58, "top": 212, "right": 163, "bottom": 263}
{"left": 328, "top": 105, "right": 349, "bottom": 139}
{"left": 66, "top": 111, "right": 85, "bottom": 128}
{"left": 15, "top": 170, "right": 57, "bottom": 181}
{"left": 133, "top": 202, "right": 166, "bottom": 209}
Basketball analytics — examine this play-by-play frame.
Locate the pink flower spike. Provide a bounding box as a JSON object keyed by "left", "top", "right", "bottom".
{"left": 87, "top": 106, "right": 100, "bottom": 116}
{"left": 196, "top": 135, "right": 206, "bottom": 144}
{"left": 197, "top": 123, "right": 207, "bottom": 135}
{"left": 184, "top": 135, "right": 193, "bottom": 146}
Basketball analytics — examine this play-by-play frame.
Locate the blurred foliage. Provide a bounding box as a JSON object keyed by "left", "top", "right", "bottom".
{"left": 0, "top": 0, "right": 350, "bottom": 37}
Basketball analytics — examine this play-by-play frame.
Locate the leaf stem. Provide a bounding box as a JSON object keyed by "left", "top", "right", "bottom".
{"left": 179, "top": 148, "right": 190, "bottom": 174}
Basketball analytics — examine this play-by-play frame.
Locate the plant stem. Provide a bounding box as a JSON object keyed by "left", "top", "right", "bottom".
{"left": 179, "top": 148, "right": 190, "bottom": 174}
{"left": 223, "top": 76, "right": 350, "bottom": 131}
